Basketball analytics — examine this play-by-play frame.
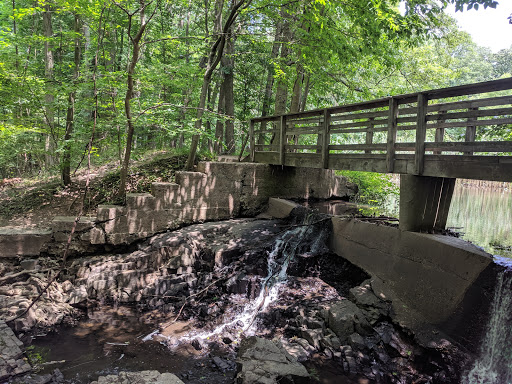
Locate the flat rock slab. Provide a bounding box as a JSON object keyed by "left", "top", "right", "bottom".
{"left": 236, "top": 336, "right": 309, "bottom": 384}
{"left": 0, "top": 320, "right": 31, "bottom": 380}
{"left": 0, "top": 228, "right": 51, "bottom": 258}
{"left": 90, "top": 371, "right": 184, "bottom": 384}
{"left": 265, "top": 198, "right": 299, "bottom": 219}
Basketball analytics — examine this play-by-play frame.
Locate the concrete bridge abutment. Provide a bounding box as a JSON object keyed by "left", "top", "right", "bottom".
{"left": 399, "top": 174, "right": 456, "bottom": 232}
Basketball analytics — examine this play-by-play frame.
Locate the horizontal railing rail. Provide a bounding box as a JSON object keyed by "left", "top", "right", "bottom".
{"left": 248, "top": 78, "right": 512, "bottom": 182}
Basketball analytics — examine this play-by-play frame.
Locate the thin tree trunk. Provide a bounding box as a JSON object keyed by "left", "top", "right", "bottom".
{"left": 300, "top": 73, "right": 310, "bottom": 112}
{"left": 12, "top": 0, "right": 19, "bottom": 70}
{"left": 43, "top": 2, "right": 55, "bottom": 168}
{"left": 258, "top": 22, "right": 282, "bottom": 145}
{"left": 223, "top": 28, "right": 236, "bottom": 154}
{"left": 274, "top": 17, "right": 291, "bottom": 115}
{"left": 185, "top": 0, "right": 251, "bottom": 170}
{"left": 118, "top": 1, "right": 155, "bottom": 199}
{"left": 215, "top": 80, "right": 226, "bottom": 153}
{"left": 62, "top": 14, "right": 81, "bottom": 185}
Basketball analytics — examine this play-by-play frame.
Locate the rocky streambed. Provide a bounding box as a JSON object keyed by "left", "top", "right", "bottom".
{"left": 0, "top": 208, "right": 469, "bottom": 384}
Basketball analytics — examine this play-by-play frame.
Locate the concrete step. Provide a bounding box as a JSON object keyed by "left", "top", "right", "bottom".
{"left": 51, "top": 216, "right": 96, "bottom": 232}
{"left": 0, "top": 227, "right": 51, "bottom": 257}
{"left": 97, "top": 205, "right": 126, "bottom": 222}
{"left": 126, "top": 193, "right": 159, "bottom": 211}
{"left": 151, "top": 182, "right": 181, "bottom": 207}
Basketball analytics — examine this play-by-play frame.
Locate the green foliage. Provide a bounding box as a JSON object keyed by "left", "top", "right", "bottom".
{"left": 25, "top": 345, "right": 48, "bottom": 371}
{"left": 0, "top": 0, "right": 508, "bottom": 185}
{"left": 339, "top": 171, "right": 398, "bottom": 205}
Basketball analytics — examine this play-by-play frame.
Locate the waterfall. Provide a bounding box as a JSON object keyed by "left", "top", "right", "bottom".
{"left": 464, "top": 269, "right": 512, "bottom": 384}
{"left": 144, "top": 215, "right": 327, "bottom": 345}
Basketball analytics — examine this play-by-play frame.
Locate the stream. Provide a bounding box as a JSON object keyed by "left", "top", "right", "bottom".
{"left": 13, "top": 198, "right": 510, "bottom": 384}
{"left": 27, "top": 215, "right": 363, "bottom": 383}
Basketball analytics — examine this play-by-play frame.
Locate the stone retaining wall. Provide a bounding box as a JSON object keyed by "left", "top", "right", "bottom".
{"left": 0, "top": 162, "right": 354, "bottom": 257}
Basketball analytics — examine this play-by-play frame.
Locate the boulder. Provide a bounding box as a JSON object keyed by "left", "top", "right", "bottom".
{"left": 90, "top": 370, "right": 184, "bottom": 384}
{"left": 236, "top": 337, "right": 310, "bottom": 384}
{"left": 349, "top": 280, "right": 390, "bottom": 324}
{"left": 324, "top": 299, "right": 372, "bottom": 342}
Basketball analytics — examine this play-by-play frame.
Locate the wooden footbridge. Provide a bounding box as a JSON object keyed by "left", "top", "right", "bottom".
{"left": 248, "top": 78, "right": 512, "bottom": 231}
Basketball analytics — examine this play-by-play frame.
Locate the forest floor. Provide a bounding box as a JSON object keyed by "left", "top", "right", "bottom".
{"left": 0, "top": 151, "right": 198, "bottom": 228}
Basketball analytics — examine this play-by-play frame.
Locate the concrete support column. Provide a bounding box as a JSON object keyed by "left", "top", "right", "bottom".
{"left": 399, "top": 175, "right": 456, "bottom": 232}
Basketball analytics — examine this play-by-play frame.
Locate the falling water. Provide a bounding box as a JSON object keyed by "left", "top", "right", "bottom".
{"left": 144, "top": 215, "right": 327, "bottom": 345}
{"left": 464, "top": 269, "right": 512, "bottom": 384}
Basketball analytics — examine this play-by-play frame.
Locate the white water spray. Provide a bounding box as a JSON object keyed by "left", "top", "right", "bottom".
{"left": 463, "top": 270, "right": 512, "bottom": 384}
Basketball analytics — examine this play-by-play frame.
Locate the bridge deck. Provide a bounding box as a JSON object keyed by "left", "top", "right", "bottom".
{"left": 249, "top": 78, "right": 512, "bottom": 182}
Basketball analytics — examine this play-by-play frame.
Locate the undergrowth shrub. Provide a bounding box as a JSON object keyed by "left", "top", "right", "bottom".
{"left": 338, "top": 171, "right": 398, "bottom": 205}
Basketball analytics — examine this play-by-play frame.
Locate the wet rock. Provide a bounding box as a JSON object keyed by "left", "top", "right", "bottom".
{"left": 191, "top": 338, "right": 202, "bottom": 350}
{"left": 348, "top": 333, "right": 366, "bottom": 350}
{"left": 90, "top": 370, "right": 185, "bottom": 384}
{"left": 281, "top": 339, "right": 310, "bottom": 362}
{"left": 0, "top": 320, "right": 31, "bottom": 381}
{"left": 324, "top": 299, "right": 372, "bottom": 342}
{"left": 212, "top": 356, "right": 232, "bottom": 371}
{"left": 11, "top": 369, "right": 63, "bottom": 384}
{"left": 349, "top": 280, "right": 390, "bottom": 324}
{"left": 236, "top": 336, "right": 309, "bottom": 384}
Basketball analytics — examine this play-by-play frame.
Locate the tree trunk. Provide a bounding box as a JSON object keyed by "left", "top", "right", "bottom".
{"left": 43, "top": 2, "right": 55, "bottom": 169}
{"left": 273, "top": 16, "right": 292, "bottom": 115}
{"left": 118, "top": 1, "right": 154, "bottom": 200}
{"left": 223, "top": 29, "right": 236, "bottom": 154}
{"left": 12, "top": 0, "right": 19, "bottom": 70}
{"left": 300, "top": 73, "right": 310, "bottom": 112}
{"left": 258, "top": 23, "right": 282, "bottom": 144}
{"left": 215, "top": 81, "right": 225, "bottom": 153}
{"left": 185, "top": 0, "right": 251, "bottom": 170}
{"left": 290, "top": 61, "right": 304, "bottom": 114}
{"left": 62, "top": 14, "right": 81, "bottom": 186}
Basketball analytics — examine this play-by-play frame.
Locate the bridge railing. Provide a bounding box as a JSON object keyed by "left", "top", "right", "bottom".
{"left": 249, "top": 78, "right": 512, "bottom": 180}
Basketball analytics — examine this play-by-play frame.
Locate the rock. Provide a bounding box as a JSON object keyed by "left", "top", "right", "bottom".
{"left": 304, "top": 317, "right": 324, "bottom": 330}
{"left": 345, "top": 356, "right": 358, "bottom": 373}
{"left": 348, "top": 333, "right": 366, "bottom": 350}
{"left": 349, "top": 280, "right": 389, "bottom": 324}
{"left": 67, "top": 285, "right": 88, "bottom": 305}
{"left": 90, "top": 370, "right": 185, "bottom": 384}
{"left": 300, "top": 328, "right": 323, "bottom": 350}
{"left": 191, "top": 339, "right": 202, "bottom": 350}
{"left": 20, "top": 259, "right": 38, "bottom": 271}
{"left": 0, "top": 320, "right": 31, "bottom": 381}
{"left": 212, "top": 356, "right": 231, "bottom": 371}
{"left": 324, "top": 299, "right": 372, "bottom": 342}
{"left": 236, "top": 336, "right": 310, "bottom": 384}
{"left": 281, "top": 339, "right": 310, "bottom": 362}
{"left": 319, "top": 334, "right": 342, "bottom": 352}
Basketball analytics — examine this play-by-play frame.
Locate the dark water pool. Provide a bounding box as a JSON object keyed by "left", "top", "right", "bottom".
{"left": 30, "top": 306, "right": 234, "bottom": 384}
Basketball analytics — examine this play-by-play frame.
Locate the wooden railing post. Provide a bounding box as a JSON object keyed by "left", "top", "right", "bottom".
{"left": 249, "top": 119, "right": 255, "bottom": 162}
{"left": 414, "top": 93, "right": 428, "bottom": 175}
{"left": 433, "top": 110, "right": 445, "bottom": 155}
{"left": 386, "top": 98, "right": 398, "bottom": 172}
{"left": 279, "top": 115, "right": 286, "bottom": 165}
{"left": 321, "top": 109, "right": 331, "bottom": 169}
{"left": 365, "top": 117, "right": 375, "bottom": 154}
{"left": 465, "top": 107, "right": 478, "bottom": 155}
